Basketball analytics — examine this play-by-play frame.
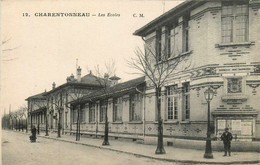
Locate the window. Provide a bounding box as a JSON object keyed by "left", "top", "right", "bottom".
{"left": 221, "top": 1, "right": 248, "bottom": 43}
{"left": 227, "top": 78, "right": 242, "bottom": 94}
{"left": 65, "top": 112, "right": 67, "bottom": 128}
{"left": 42, "top": 113, "right": 44, "bottom": 123}
{"left": 113, "top": 97, "right": 122, "bottom": 122}
{"left": 51, "top": 97, "right": 53, "bottom": 109}
{"left": 129, "top": 94, "right": 142, "bottom": 121}
{"left": 156, "top": 29, "right": 162, "bottom": 61}
{"left": 55, "top": 113, "right": 57, "bottom": 129}
{"left": 100, "top": 101, "right": 106, "bottom": 122}
{"left": 73, "top": 109, "right": 77, "bottom": 123}
{"left": 166, "top": 26, "right": 173, "bottom": 58}
{"left": 174, "top": 96, "right": 178, "bottom": 119}
{"left": 72, "top": 106, "right": 84, "bottom": 123}
{"left": 89, "top": 104, "right": 95, "bottom": 122}
{"left": 167, "top": 85, "right": 178, "bottom": 120}
{"left": 65, "top": 93, "right": 68, "bottom": 105}
{"left": 182, "top": 82, "right": 190, "bottom": 120}
{"left": 79, "top": 107, "right": 85, "bottom": 122}
{"left": 166, "top": 22, "right": 178, "bottom": 58}
{"left": 183, "top": 13, "right": 190, "bottom": 52}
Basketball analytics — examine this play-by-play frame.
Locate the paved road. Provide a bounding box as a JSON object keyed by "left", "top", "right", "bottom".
{"left": 2, "top": 130, "right": 180, "bottom": 165}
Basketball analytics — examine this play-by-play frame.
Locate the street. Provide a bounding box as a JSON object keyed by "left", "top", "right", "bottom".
{"left": 2, "top": 130, "right": 179, "bottom": 165}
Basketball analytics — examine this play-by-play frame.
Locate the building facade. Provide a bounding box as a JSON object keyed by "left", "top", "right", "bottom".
{"left": 133, "top": 0, "right": 260, "bottom": 141}
{"left": 26, "top": 92, "right": 47, "bottom": 132}
{"left": 27, "top": 0, "right": 260, "bottom": 142}
{"left": 69, "top": 76, "right": 146, "bottom": 139}
{"left": 44, "top": 67, "right": 105, "bottom": 134}
{"left": 26, "top": 67, "right": 105, "bottom": 133}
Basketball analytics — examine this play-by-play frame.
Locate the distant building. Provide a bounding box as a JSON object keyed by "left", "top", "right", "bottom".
{"left": 26, "top": 91, "right": 47, "bottom": 131}
{"left": 69, "top": 76, "right": 145, "bottom": 139}
{"left": 26, "top": 67, "right": 105, "bottom": 133}
{"left": 43, "top": 67, "right": 105, "bottom": 134}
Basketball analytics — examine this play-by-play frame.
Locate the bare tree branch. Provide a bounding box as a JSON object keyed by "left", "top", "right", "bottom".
{"left": 127, "top": 36, "right": 192, "bottom": 154}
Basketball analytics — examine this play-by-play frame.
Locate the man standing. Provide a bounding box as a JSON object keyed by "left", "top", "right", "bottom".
{"left": 30, "top": 125, "right": 37, "bottom": 142}
{"left": 221, "top": 128, "right": 233, "bottom": 156}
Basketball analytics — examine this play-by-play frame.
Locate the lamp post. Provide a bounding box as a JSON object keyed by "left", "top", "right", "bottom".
{"left": 203, "top": 87, "right": 214, "bottom": 159}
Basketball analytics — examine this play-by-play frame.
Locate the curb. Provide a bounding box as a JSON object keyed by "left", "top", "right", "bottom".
{"left": 11, "top": 131, "right": 260, "bottom": 165}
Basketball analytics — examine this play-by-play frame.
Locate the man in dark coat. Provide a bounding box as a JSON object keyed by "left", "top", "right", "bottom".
{"left": 30, "top": 126, "right": 37, "bottom": 142}
{"left": 221, "top": 128, "right": 233, "bottom": 156}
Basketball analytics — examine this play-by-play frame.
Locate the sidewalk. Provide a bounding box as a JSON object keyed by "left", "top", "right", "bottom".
{"left": 18, "top": 131, "right": 260, "bottom": 164}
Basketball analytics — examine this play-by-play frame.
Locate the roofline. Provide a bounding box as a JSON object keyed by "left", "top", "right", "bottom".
{"left": 69, "top": 77, "right": 145, "bottom": 105}
{"left": 25, "top": 97, "right": 46, "bottom": 101}
{"left": 25, "top": 92, "right": 47, "bottom": 101}
{"left": 70, "top": 83, "right": 145, "bottom": 105}
{"left": 133, "top": 0, "right": 205, "bottom": 36}
{"left": 44, "top": 82, "right": 103, "bottom": 96}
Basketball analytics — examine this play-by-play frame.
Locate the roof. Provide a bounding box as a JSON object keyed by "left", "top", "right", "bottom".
{"left": 71, "top": 76, "right": 145, "bottom": 104}
{"left": 45, "top": 73, "right": 106, "bottom": 95}
{"left": 25, "top": 92, "right": 47, "bottom": 101}
{"left": 30, "top": 107, "right": 47, "bottom": 114}
{"left": 109, "top": 75, "right": 121, "bottom": 80}
{"left": 80, "top": 73, "right": 108, "bottom": 85}
{"left": 133, "top": 0, "right": 205, "bottom": 36}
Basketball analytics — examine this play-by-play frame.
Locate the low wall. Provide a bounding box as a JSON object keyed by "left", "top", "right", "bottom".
{"left": 144, "top": 136, "right": 260, "bottom": 152}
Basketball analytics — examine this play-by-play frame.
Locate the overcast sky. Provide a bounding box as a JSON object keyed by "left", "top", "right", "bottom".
{"left": 1, "top": 0, "right": 183, "bottom": 114}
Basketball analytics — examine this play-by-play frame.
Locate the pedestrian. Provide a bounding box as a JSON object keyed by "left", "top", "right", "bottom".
{"left": 30, "top": 125, "right": 37, "bottom": 142}
{"left": 221, "top": 128, "right": 233, "bottom": 156}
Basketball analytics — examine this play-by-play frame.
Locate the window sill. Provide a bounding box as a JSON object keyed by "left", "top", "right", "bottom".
{"left": 128, "top": 121, "right": 142, "bottom": 124}
{"left": 73, "top": 122, "right": 87, "bottom": 124}
{"left": 167, "top": 50, "right": 193, "bottom": 61}
{"left": 164, "top": 120, "right": 179, "bottom": 124}
{"left": 215, "top": 41, "right": 255, "bottom": 48}
{"left": 99, "top": 122, "right": 105, "bottom": 124}
{"left": 112, "top": 121, "right": 123, "bottom": 124}
{"left": 221, "top": 94, "right": 248, "bottom": 102}
{"left": 157, "top": 50, "right": 193, "bottom": 65}
{"left": 89, "top": 122, "right": 96, "bottom": 124}
{"left": 180, "top": 120, "right": 191, "bottom": 124}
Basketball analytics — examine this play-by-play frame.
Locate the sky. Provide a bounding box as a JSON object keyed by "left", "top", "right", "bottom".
{"left": 0, "top": 0, "right": 184, "bottom": 114}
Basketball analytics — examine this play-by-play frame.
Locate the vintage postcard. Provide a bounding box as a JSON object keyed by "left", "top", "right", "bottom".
{"left": 1, "top": 0, "right": 260, "bottom": 164}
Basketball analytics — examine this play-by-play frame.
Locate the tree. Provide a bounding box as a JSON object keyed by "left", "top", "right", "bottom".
{"left": 92, "top": 61, "right": 116, "bottom": 146}
{"left": 2, "top": 110, "right": 9, "bottom": 130}
{"left": 1, "top": 37, "right": 20, "bottom": 62}
{"left": 65, "top": 86, "right": 90, "bottom": 141}
{"left": 9, "top": 112, "right": 14, "bottom": 130}
{"left": 50, "top": 91, "right": 64, "bottom": 138}
{"left": 13, "top": 111, "right": 18, "bottom": 131}
{"left": 128, "top": 42, "right": 190, "bottom": 154}
{"left": 18, "top": 105, "right": 28, "bottom": 132}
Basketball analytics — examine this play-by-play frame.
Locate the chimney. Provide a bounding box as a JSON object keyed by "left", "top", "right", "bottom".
{"left": 109, "top": 75, "right": 121, "bottom": 86}
{"left": 104, "top": 73, "right": 109, "bottom": 79}
{"left": 77, "top": 66, "right": 81, "bottom": 82}
{"left": 70, "top": 74, "right": 75, "bottom": 80}
{"left": 66, "top": 76, "right": 70, "bottom": 82}
{"left": 52, "top": 82, "right": 56, "bottom": 89}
